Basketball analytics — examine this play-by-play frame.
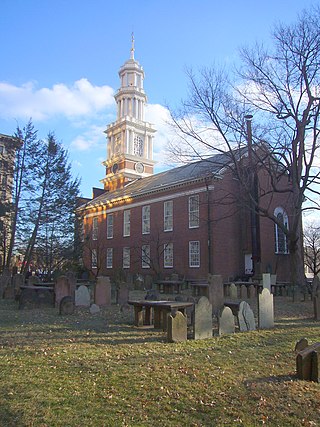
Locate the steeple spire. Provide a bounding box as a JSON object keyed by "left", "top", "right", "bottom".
{"left": 130, "top": 32, "right": 135, "bottom": 60}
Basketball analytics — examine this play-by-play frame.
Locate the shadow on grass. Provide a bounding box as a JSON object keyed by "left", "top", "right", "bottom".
{"left": 244, "top": 373, "right": 297, "bottom": 387}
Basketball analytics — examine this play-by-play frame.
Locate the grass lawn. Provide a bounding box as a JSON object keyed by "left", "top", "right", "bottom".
{"left": 0, "top": 294, "right": 319, "bottom": 427}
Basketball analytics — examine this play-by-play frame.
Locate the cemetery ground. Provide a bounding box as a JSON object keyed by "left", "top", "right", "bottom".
{"left": 0, "top": 293, "right": 319, "bottom": 427}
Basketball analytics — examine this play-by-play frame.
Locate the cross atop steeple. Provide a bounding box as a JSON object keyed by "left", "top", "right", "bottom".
{"left": 130, "top": 32, "right": 135, "bottom": 60}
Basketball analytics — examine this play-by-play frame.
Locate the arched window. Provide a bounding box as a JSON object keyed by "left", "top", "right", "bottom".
{"left": 274, "top": 207, "right": 289, "bottom": 254}
{"left": 134, "top": 135, "right": 143, "bottom": 157}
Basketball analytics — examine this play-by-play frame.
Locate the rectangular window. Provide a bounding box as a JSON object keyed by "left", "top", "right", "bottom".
{"left": 142, "top": 244, "right": 150, "bottom": 268}
{"left": 142, "top": 205, "right": 150, "bottom": 234}
{"left": 107, "top": 214, "right": 114, "bottom": 239}
{"left": 189, "top": 195, "right": 200, "bottom": 228}
{"left": 164, "top": 243, "right": 173, "bottom": 268}
{"left": 123, "top": 247, "right": 130, "bottom": 269}
{"left": 91, "top": 249, "right": 97, "bottom": 269}
{"left": 106, "top": 248, "right": 113, "bottom": 269}
{"left": 123, "top": 210, "right": 131, "bottom": 237}
{"left": 92, "top": 217, "right": 98, "bottom": 240}
{"left": 189, "top": 241, "right": 200, "bottom": 267}
{"left": 164, "top": 200, "right": 173, "bottom": 231}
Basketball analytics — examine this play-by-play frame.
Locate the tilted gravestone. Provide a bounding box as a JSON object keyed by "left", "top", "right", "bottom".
{"left": 258, "top": 288, "right": 274, "bottom": 329}
{"left": 75, "top": 285, "right": 91, "bottom": 307}
{"left": 193, "top": 296, "right": 212, "bottom": 340}
{"left": 59, "top": 296, "right": 75, "bottom": 315}
{"left": 237, "top": 301, "right": 256, "bottom": 332}
{"left": 207, "top": 274, "right": 224, "bottom": 316}
{"left": 229, "top": 283, "right": 238, "bottom": 299}
{"left": 295, "top": 338, "right": 309, "bottom": 353}
{"left": 55, "top": 275, "right": 71, "bottom": 307}
{"left": 167, "top": 311, "right": 187, "bottom": 343}
{"left": 89, "top": 303, "right": 100, "bottom": 315}
{"left": 94, "top": 276, "right": 111, "bottom": 306}
{"left": 218, "top": 306, "right": 235, "bottom": 336}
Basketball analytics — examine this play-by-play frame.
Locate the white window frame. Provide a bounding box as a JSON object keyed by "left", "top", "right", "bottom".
{"left": 164, "top": 243, "right": 173, "bottom": 268}
{"left": 189, "top": 241, "right": 200, "bottom": 268}
{"left": 92, "top": 217, "right": 98, "bottom": 241}
{"left": 91, "top": 249, "right": 97, "bottom": 269}
{"left": 142, "top": 205, "right": 150, "bottom": 234}
{"left": 106, "top": 248, "right": 113, "bottom": 269}
{"left": 123, "top": 247, "right": 130, "bottom": 269}
{"left": 123, "top": 210, "right": 131, "bottom": 237}
{"left": 107, "top": 214, "right": 114, "bottom": 239}
{"left": 274, "top": 207, "right": 289, "bottom": 254}
{"left": 142, "top": 244, "right": 150, "bottom": 269}
{"left": 189, "top": 195, "right": 200, "bottom": 228}
{"left": 164, "top": 200, "right": 173, "bottom": 232}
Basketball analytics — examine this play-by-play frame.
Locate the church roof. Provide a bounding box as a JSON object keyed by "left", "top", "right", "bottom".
{"left": 78, "top": 151, "right": 241, "bottom": 211}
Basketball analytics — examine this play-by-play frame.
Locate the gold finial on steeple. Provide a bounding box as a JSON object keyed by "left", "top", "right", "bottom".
{"left": 131, "top": 32, "right": 135, "bottom": 59}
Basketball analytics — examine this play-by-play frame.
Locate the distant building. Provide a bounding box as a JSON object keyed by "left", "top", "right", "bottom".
{"left": 0, "top": 133, "right": 22, "bottom": 269}
{"left": 77, "top": 42, "right": 292, "bottom": 283}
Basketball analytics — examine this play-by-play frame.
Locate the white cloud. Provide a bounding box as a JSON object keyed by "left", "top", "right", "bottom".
{"left": 0, "top": 79, "right": 115, "bottom": 121}
{"left": 70, "top": 124, "right": 106, "bottom": 151}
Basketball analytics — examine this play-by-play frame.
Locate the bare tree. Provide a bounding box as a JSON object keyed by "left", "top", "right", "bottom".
{"left": 304, "top": 222, "right": 320, "bottom": 277}
{"left": 168, "top": 6, "right": 320, "bottom": 290}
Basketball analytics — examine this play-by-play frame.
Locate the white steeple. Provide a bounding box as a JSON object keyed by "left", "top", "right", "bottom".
{"left": 102, "top": 37, "right": 156, "bottom": 191}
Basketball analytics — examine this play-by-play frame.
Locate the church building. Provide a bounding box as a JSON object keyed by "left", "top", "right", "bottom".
{"left": 77, "top": 41, "right": 291, "bottom": 283}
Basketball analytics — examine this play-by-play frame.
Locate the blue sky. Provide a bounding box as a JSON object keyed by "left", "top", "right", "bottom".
{"left": 0, "top": 0, "right": 316, "bottom": 197}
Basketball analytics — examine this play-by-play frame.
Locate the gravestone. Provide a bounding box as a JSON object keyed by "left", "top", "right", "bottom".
{"left": 262, "top": 273, "right": 271, "bottom": 291}
{"left": 55, "top": 275, "right": 71, "bottom": 307}
{"left": 59, "top": 296, "right": 75, "bottom": 315}
{"left": 270, "top": 274, "right": 277, "bottom": 286}
{"left": 117, "top": 282, "right": 129, "bottom": 305}
{"left": 295, "top": 338, "right": 309, "bottom": 353}
{"left": 94, "top": 276, "right": 111, "bottom": 306}
{"left": 167, "top": 311, "right": 187, "bottom": 343}
{"left": 312, "top": 275, "right": 320, "bottom": 299}
{"left": 89, "top": 303, "right": 100, "bottom": 315}
{"left": 193, "top": 296, "right": 212, "bottom": 340}
{"left": 237, "top": 301, "right": 256, "bottom": 332}
{"left": 311, "top": 350, "right": 320, "bottom": 382}
{"left": 66, "top": 271, "right": 77, "bottom": 298}
{"left": 248, "top": 284, "right": 256, "bottom": 299}
{"left": 258, "top": 288, "right": 274, "bottom": 329}
{"left": 207, "top": 274, "right": 224, "bottom": 316}
{"left": 240, "top": 284, "right": 247, "bottom": 299}
{"left": 218, "top": 306, "right": 235, "bottom": 336}
{"left": 229, "top": 283, "right": 238, "bottom": 299}
{"left": 314, "top": 295, "right": 320, "bottom": 321}
{"left": 296, "top": 342, "right": 320, "bottom": 381}
{"left": 75, "top": 285, "right": 91, "bottom": 307}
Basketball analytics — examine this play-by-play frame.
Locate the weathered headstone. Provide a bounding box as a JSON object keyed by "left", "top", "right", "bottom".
{"left": 117, "top": 282, "right": 129, "bottom": 305}
{"left": 258, "top": 288, "right": 274, "bottom": 329}
{"left": 167, "top": 311, "right": 187, "bottom": 343}
{"left": 193, "top": 296, "right": 212, "bottom": 340}
{"left": 229, "top": 283, "right": 238, "bottom": 299}
{"left": 240, "top": 284, "right": 247, "bottom": 299}
{"left": 262, "top": 273, "right": 271, "bottom": 291}
{"left": 59, "top": 296, "right": 75, "bottom": 315}
{"left": 89, "top": 303, "right": 100, "bottom": 315}
{"left": 207, "top": 274, "right": 224, "bottom": 316}
{"left": 237, "top": 301, "right": 256, "bottom": 332}
{"left": 314, "top": 295, "right": 320, "bottom": 321}
{"left": 312, "top": 275, "right": 320, "bottom": 299}
{"left": 248, "top": 284, "right": 256, "bottom": 299}
{"left": 218, "top": 306, "right": 235, "bottom": 335}
{"left": 94, "top": 276, "right": 111, "bottom": 306}
{"left": 55, "top": 275, "right": 71, "bottom": 307}
{"left": 295, "top": 338, "right": 309, "bottom": 353}
{"left": 66, "top": 271, "right": 77, "bottom": 298}
{"left": 75, "top": 285, "right": 91, "bottom": 307}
